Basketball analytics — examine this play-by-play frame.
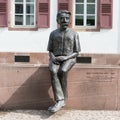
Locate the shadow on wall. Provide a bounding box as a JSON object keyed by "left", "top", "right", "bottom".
{"left": 0, "top": 66, "right": 54, "bottom": 110}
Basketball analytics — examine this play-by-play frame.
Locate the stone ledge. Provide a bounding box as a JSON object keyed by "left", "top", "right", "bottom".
{"left": 0, "top": 63, "right": 120, "bottom": 69}
{"left": 0, "top": 63, "right": 119, "bottom": 110}
{"left": 0, "top": 52, "right": 120, "bottom": 65}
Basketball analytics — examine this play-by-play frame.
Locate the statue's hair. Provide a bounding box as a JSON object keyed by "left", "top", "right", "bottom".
{"left": 57, "top": 10, "right": 71, "bottom": 24}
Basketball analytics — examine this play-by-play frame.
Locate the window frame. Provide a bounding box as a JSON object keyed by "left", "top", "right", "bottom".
{"left": 72, "top": 0, "right": 100, "bottom": 31}
{"left": 13, "top": 0, "right": 36, "bottom": 28}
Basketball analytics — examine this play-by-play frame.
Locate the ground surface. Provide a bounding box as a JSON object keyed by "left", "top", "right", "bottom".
{"left": 0, "top": 110, "right": 120, "bottom": 120}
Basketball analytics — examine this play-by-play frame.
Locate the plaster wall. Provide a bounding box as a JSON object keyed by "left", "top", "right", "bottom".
{"left": 0, "top": 0, "right": 119, "bottom": 54}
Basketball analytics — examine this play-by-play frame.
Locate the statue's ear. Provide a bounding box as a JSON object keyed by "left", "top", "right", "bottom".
{"left": 57, "top": 19, "right": 60, "bottom": 24}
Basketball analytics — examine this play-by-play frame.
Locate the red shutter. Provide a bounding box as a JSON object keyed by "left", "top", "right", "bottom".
{"left": 58, "top": 0, "right": 72, "bottom": 27}
{"left": 100, "top": 0, "right": 113, "bottom": 28}
{"left": 58, "top": 0, "right": 69, "bottom": 10}
{"left": 0, "top": 0, "right": 7, "bottom": 27}
{"left": 37, "top": 0, "right": 50, "bottom": 28}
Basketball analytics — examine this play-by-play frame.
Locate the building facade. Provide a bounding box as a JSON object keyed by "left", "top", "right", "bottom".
{"left": 1, "top": 0, "right": 120, "bottom": 110}
{"left": 0, "top": 0, "right": 118, "bottom": 54}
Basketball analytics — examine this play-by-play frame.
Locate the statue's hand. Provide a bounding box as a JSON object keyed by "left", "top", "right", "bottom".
{"left": 56, "top": 56, "right": 68, "bottom": 62}
{"left": 51, "top": 57, "right": 60, "bottom": 65}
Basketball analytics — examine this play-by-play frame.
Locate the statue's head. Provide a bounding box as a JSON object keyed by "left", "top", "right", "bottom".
{"left": 57, "top": 10, "right": 71, "bottom": 30}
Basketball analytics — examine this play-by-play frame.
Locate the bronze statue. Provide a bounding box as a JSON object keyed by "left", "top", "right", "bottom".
{"left": 47, "top": 10, "right": 81, "bottom": 112}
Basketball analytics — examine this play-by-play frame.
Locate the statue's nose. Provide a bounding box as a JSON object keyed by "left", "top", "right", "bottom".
{"left": 63, "top": 18, "right": 67, "bottom": 22}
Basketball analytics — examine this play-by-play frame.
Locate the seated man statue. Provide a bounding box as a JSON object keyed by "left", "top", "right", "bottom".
{"left": 47, "top": 10, "right": 81, "bottom": 113}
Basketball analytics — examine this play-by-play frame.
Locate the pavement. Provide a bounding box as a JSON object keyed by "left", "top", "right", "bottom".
{"left": 0, "top": 110, "right": 120, "bottom": 120}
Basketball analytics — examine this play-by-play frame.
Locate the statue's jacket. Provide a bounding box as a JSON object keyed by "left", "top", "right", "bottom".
{"left": 47, "top": 28, "right": 81, "bottom": 56}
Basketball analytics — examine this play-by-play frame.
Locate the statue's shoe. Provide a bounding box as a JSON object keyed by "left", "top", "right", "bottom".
{"left": 48, "top": 100, "right": 65, "bottom": 113}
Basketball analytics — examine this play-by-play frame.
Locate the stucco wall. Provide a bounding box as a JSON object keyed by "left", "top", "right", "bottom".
{"left": 0, "top": 0, "right": 119, "bottom": 53}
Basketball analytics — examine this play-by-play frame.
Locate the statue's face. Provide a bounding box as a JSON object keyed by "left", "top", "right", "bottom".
{"left": 59, "top": 13, "right": 70, "bottom": 30}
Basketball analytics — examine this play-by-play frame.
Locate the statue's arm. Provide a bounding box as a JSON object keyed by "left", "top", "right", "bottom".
{"left": 49, "top": 52, "right": 55, "bottom": 60}
{"left": 64, "top": 52, "right": 79, "bottom": 60}
{"left": 49, "top": 52, "right": 60, "bottom": 65}
{"left": 66, "top": 33, "right": 81, "bottom": 59}
{"left": 56, "top": 52, "right": 78, "bottom": 62}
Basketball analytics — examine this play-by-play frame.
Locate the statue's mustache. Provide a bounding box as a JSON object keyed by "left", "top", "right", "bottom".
{"left": 61, "top": 23, "right": 68, "bottom": 26}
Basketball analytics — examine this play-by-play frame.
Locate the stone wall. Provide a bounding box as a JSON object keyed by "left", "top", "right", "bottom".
{"left": 0, "top": 52, "right": 120, "bottom": 110}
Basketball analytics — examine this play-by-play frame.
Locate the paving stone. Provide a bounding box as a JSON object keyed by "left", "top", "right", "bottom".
{"left": 0, "top": 110, "right": 120, "bottom": 120}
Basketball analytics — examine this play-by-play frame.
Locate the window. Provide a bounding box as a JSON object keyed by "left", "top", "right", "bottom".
{"left": 14, "top": 0, "right": 36, "bottom": 28}
{"left": 0, "top": 0, "right": 112, "bottom": 29}
{"left": 0, "top": 0, "right": 50, "bottom": 29}
{"left": 58, "top": 0, "right": 113, "bottom": 30}
{"left": 74, "top": 0, "right": 97, "bottom": 29}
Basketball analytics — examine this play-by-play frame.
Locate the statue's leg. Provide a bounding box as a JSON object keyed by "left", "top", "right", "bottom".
{"left": 58, "top": 58, "right": 76, "bottom": 100}
{"left": 49, "top": 61, "right": 64, "bottom": 101}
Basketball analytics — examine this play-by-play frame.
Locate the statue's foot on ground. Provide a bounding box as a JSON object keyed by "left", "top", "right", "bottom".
{"left": 48, "top": 100, "right": 65, "bottom": 113}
